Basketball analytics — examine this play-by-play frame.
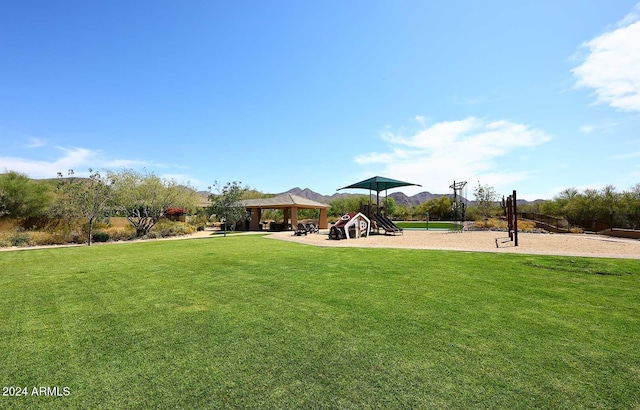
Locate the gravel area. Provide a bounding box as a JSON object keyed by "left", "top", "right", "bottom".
{"left": 267, "top": 229, "right": 640, "bottom": 259}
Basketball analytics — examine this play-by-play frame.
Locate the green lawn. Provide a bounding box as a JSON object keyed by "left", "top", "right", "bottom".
{"left": 1, "top": 236, "right": 639, "bottom": 408}
{"left": 394, "top": 221, "right": 461, "bottom": 230}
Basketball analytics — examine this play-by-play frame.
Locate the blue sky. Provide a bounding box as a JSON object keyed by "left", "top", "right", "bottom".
{"left": 1, "top": 1, "right": 639, "bottom": 200}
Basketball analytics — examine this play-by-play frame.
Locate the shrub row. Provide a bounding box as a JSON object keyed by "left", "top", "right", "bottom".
{"left": 0, "top": 227, "right": 136, "bottom": 247}
{"left": 144, "top": 221, "right": 196, "bottom": 239}
{"left": 0, "top": 231, "right": 75, "bottom": 247}
{"left": 472, "top": 218, "right": 537, "bottom": 231}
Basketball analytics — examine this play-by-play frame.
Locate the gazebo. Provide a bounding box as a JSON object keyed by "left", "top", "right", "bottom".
{"left": 241, "top": 193, "right": 329, "bottom": 231}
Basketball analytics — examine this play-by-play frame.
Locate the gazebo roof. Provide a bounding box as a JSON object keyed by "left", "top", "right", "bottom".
{"left": 241, "top": 193, "right": 330, "bottom": 209}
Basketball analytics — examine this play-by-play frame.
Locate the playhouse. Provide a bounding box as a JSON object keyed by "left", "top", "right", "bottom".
{"left": 329, "top": 212, "right": 370, "bottom": 240}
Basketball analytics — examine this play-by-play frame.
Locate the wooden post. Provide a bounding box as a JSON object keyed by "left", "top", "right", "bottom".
{"left": 513, "top": 190, "right": 518, "bottom": 247}
{"left": 507, "top": 196, "right": 513, "bottom": 241}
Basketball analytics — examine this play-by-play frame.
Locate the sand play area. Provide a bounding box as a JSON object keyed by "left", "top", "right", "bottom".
{"left": 268, "top": 229, "right": 640, "bottom": 259}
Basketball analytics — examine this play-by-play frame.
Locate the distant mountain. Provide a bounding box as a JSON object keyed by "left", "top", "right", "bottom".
{"left": 280, "top": 187, "right": 452, "bottom": 206}
{"left": 282, "top": 187, "right": 334, "bottom": 203}
{"left": 388, "top": 191, "right": 445, "bottom": 206}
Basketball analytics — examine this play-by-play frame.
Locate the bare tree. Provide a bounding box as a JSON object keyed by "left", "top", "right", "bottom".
{"left": 473, "top": 182, "right": 498, "bottom": 220}
{"left": 55, "top": 169, "right": 113, "bottom": 246}
{"left": 208, "top": 181, "right": 246, "bottom": 236}
{"left": 109, "top": 169, "right": 198, "bottom": 237}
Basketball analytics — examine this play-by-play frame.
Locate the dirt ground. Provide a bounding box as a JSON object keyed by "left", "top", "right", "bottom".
{"left": 267, "top": 229, "right": 640, "bottom": 260}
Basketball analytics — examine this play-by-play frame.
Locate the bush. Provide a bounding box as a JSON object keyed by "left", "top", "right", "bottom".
{"left": 473, "top": 218, "right": 507, "bottom": 230}
{"left": 10, "top": 230, "right": 30, "bottom": 247}
{"left": 66, "top": 231, "right": 83, "bottom": 244}
{"left": 28, "top": 232, "right": 69, "bottom": 246}
{"left": 151, "top": 221, "right": 196, "bottom": 238}
{"left": 517, "top": 220, "right": 536, "bottom": 232}
{"left": 103, "top": 226, "right": 136, "bottom": 241}
{"left": 92, "top": 231, "right": 110, "bottom": 243}
{"left": 473, "top": 218, "right": 538, "bottom": 232}
{"left": 197, "top": 225, "right": 205, "bottom": 231}
{"left": 143, "top": 231, "right": 161, "bottom": 239}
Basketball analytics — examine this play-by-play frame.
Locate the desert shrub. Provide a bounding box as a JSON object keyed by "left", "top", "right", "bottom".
{"left": 187, "top": 213, "right": 210, "bottom": 228}
{"left": 474, "top": 218, "right": 507, "bottom": 230}
{"left": 473, "top": 218, "right": 538, "bottom": 232}
{"left": 103, "top": 226, "right": 136, "bottom": 241}
{"left": 0, "top": 230, "right": 73, "bottom": 247}
{"left": 17, "top": 217, "right": 59, "bottom": 231}
{"left": 10, "top": 229, "right": 31, "bottom": 247}
{"left": 143, "top": 231, "right": 161, "bottom": 239}
{"left": 151, "top": 221, "right": 196, "bottom": 238}
{"left": 0, "top": 232, "right": 12, "bottom": 247}
{"left": 79, "top": 220, "right": 111, "bottom": 238}
{"left": 92, "top": 231, "right": 110, "bottom": 243}
{"left": 517, "top": 220, "right": 536, "bottom": 231}
{"left": 69, "top": 231, "right": 84, "bottom": 244}
{"left": 28, "top": 232, "right": 70, "bottom": 246}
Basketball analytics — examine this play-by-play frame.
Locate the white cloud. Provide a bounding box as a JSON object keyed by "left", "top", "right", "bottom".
{"left": 159, "top": 173, "right": 207, "bottom": 189}
{"left": 412, "top": 115, "right": 427, "bottom": 126}
{"left": 354, "top": 117, "right": 552, "bottom": 195}
{"left": 0, "top": 147, "right": 99, "bottom": 178}
{"left": 105, "top": 159, "right": 150, "bottom": 168}
{"left": 580, "top": 125, "right": 595, "bottom": 134}
{"left": 572, "top": 4, "right": 640, "bottom": 112}
{"left": 26, "top": 137, "right": 47, "bottom": 148}
{"left": 0, "top": 146, "right": 203, "bottom": 187}
{"left": 0, "top": 146, "right": 153, "bottom": 179}
{"left": 611, "top": 151, "right": 640, "bottom": 160}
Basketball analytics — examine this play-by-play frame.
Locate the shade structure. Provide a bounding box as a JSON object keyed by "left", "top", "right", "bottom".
{"left": 337, "top": 176, "right": 421, "bottom": 215}
{"left": 240, "top": 193, "right": 330, "bottom": 230}
{"left": 338, "top": 176, "right": 421, "bottom": 192}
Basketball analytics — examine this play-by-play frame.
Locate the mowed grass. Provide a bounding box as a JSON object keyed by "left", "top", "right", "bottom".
{"left": 1, "top": 236, "right": 639, "bottom": 409}
{"left": 394, "top": 221, "right": 460, "bottom": 230}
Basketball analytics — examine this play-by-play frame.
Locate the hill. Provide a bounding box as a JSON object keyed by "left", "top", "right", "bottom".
{"left": 279, "top": 187, "right": 452, "bottom": 206}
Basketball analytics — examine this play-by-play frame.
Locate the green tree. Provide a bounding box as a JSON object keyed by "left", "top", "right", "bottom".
{"left": 394, "top": 204, "right": 410, "bottom": 221}
{"left": 328, "top": 195, "right": 368, "bottom": 217}
{"left": 208, "top": 181, "right": 246, "bottom": 236}
{"left": 382, "top": 197, "right": 397, "bottom": 218}
{"left": 0, "top": 171, "right": 52, "bottom": 219}
{"left": 539, "top": 188, "right": 576, "bottom": 220}
{"left": 598, "top": 185, "right": 620, "bottom": 227}
{"left": 621, "top": 184, "right": 640, "bottom": 229}
{"left": 109, "top": 169, "right": 199, "bottom": 237}
{"left": 472, "top": 182, "right": 498, "bottom": 220}
{"left": 55, "top": 169, "right": 113, "bottom": 246}
{"left": 422, "top": 195, "right": 453, "bottom": 220}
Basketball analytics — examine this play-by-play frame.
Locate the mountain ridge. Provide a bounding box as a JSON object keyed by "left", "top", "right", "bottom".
{"left": 279, "top": 187, "right": 451, "bottom": 206}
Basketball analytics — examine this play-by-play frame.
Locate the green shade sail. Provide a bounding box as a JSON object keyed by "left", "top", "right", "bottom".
{"left": 337, "top": 176, "right": 421, "bottom": 216}
{"left": 337, "top": 176, "right": 421, "bottom": 192}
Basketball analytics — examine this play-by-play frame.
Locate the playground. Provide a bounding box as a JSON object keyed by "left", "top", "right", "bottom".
{"left": 269, "top": 229, "right": 640, "bottom": 259}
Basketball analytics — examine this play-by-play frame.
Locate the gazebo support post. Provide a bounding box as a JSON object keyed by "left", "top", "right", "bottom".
{"left": 318, "top": 208, "right": 328, "bottom": 229}
{"left": 249, "top": 208, "right": 262, "bottom": 230}
{"left": 291, "top": 207, "right": 298, "bottom": 230}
